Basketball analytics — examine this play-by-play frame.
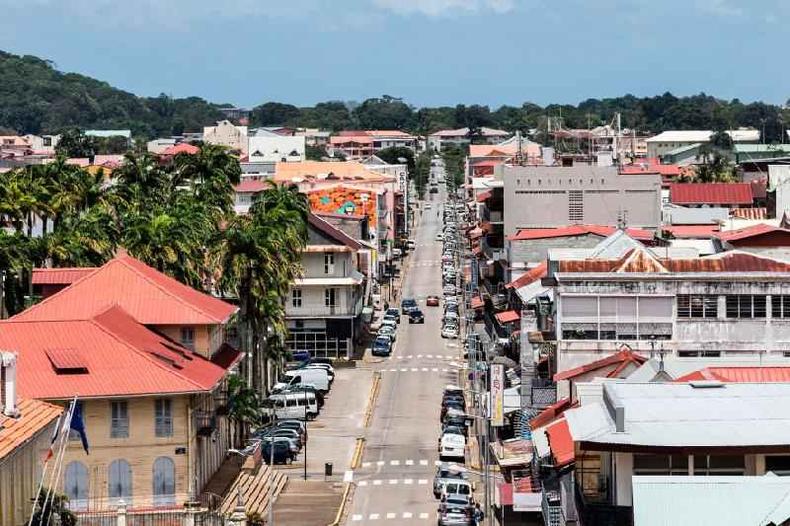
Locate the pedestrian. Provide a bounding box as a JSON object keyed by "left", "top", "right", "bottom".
{"left": 473, "top": 503, "right": 484, "bottom": 525}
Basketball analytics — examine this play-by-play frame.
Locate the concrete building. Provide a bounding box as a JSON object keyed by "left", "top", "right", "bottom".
{"left": 428, "top": 127, "right": 510, "bottom": 152}
{"left": 146, "top": 138, "right": 176, "bottom": 154}
{"left": 21, "top": 134, "right": 60, "bottom": 154}
{"left": 646, "top": 129, "right": 760, "bottom": 158}
{"left": 246, "top": 133, "right": 306, "bottom": 175}
{"left": 286, "top": 215, "right": 365, "bottom": 359}
{"left": 202, "top": 120, "right": 248, "bottom": 154}
{"left": 329, "top": 131, "right": 417, "bottom": 160}
{"left": 502, "top": 164, "right": 662, "bottom": 236}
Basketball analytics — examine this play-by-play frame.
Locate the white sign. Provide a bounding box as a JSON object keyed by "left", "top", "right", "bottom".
{"left": 491, "top": 363, "right": 505, "bottom": 426}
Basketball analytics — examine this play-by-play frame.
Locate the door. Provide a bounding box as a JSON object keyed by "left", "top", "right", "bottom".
{"left": 108, "top": 459, "right": 133, "bottom": 504}
{"left": 152, "top": 457, "right": 176, "bottom": 506}
{"left": 64, "top": 462, "right": 89, "bottom": 510}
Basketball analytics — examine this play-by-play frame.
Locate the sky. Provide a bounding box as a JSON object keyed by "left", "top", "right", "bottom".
{"left": 0, "top": 0, "right": 787, "bottom": 109}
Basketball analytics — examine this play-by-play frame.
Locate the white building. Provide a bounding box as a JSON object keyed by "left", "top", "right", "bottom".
{"left": 21, "top": 134, "right": 60, "bottom": 154}
{"left": 646, "top": 128, "right": 760, "bottom": 158}
{"left": 428, "top": 127, "right": 510, "bottom": 151}
{"left": 203, "top": 120, "right": 248, "bottom": 154}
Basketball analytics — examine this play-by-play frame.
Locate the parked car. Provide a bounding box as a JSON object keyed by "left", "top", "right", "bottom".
{"left": 439, "top": 432, "right": 466, "bottom": 461}
{"left": 401, "top": 298, "right": 418, "bottom": 315}
{"left": 435, "top": 233, "right": 444, "bottom": 241}
{"left": 441, "top": 480, "right": 474, "bottom": 501}
{"left": 408, "top": 309, "right": 425, "bottom": 324}
{"left": 262, "top": 439, "right": 292, "bottom": 464}
{"left": 407, "top": 239, "right": 416, "bottom": 249}
{"left": 384, "top": 308, "right": 401, "bottom": 323}
{"left": 433, "top": 463, "right": 468, "bottom": 498}
{"left": 372, "top": 336, "right": 392, "bottom": 357}
{"left": 378, "top": 323, "right": 397, "bottom": 341}
{"left": 437, "top": 505, "right": 473, "bottom": 526}
{"left": 441, "top": 324, "right": 459, "bottom": 339}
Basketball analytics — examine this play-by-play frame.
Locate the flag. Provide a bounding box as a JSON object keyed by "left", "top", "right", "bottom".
{"left": 69, "top": 401, "right": 89, "bottom": 455}
{"left": 41, "top": 412, "right": 63, "bottom": 463}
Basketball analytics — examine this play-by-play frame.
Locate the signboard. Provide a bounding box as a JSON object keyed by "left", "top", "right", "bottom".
{"left": 490, "top": 363, "right": 505, "bottom": 426}
{"left": 512, "top": 470, "right": 542, "bottom": 512}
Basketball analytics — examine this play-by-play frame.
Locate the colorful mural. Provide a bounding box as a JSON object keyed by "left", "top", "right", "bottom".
{"left": 306, "top": 186, "right": 378, "bottom": 226}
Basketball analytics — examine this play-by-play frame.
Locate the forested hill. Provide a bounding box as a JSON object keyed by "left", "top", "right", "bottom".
{"left": 0, "top": 50, "right": 226, "bottom": 137}
{"left": 1, "top": 49, "right": 788, "bottom": 142}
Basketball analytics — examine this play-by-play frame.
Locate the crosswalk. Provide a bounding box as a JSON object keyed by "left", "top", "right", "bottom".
{"left": 392, "top": 354, "right": 457, "bottom": 360}
{"left": 357, "top": 478, "right": 429, "bottom": 486}
{"left": 360, "top": 459, "right": 441, "bottom": 468}
{"left": 382, "top": 367, "right": 454, "bottom": 373}
{"left": 351, "top": 512, "right": 431, "bottom": 521}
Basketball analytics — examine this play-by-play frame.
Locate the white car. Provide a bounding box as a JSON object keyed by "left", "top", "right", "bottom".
{"left": 442, "top": 324, "right": 459, "bottom": 339}
{"left": 435, "top": 233, "right": 444, "bottom": 241}
{"left": 439, "top": 433, "right": 466, "bottom": 461}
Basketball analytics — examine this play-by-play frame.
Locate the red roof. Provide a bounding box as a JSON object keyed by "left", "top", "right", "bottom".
{"left": 495, "top": 310, "right": 520, "bottom": 324}
{"left": 508, "top": 225, "right": 654, "bottom": 242}
{"left": 669, "top": 183, "right": 753, "bottom": 205}
{"left": 620, "top": 159, "right": 681, "bottom": 177}
{"left": 505, "top": 262, "right": 548, "bottom": 290}
{"left": 554, "top": 348, "right": 647, "bottom": 381}
{"left": 530, "top": 397, "right": 574, "bottom": 429}
{"left": 0, "top": 306, "right": 230, "bottom": 399}
{"left": 308, "top": 213, "right": 362, "bottom": 250}
{"left": 675, "top": 367, "right": 790, "bottom": 383}
{"left": 32, "top": 267, "right": 97, "bottom": 285}
{"left": 471, "top": 160, "right": 503, "bottom": 168}
{"left": 731, "top": 207, "right": 768, "bottom": 220}
{"left": 0, "top": 397, "right": 62, "bottom": 460}
{"left": 497, "top": 479, "right": 538, "bottom": 506}
{"left": 470, "top": 296, "right": 484, "bottom": 310}
{"left": 661, "top": 224, "right": 721, "bottom": 239}
{"left": 715, "top": 223, "right": 790, "bottom": 243}
{"left": 14, "top": 254, "right": 237, "bottom": 325}
{"left": 476, "top": 190, "right": 493, "bottom": 203}
{"left": 545, "top": 418, "right": 574, "bottom": 467}
{"left": 234, "top": 179, "right": 269, "bottom": 193}
{"left": 558, "top": 248, "right": 790, "bottom": 274}
{"left": 162, "top": 143, "right": 199, "bottom": 156}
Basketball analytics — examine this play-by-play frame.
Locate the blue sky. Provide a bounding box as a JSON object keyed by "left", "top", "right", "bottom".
{"left": 1, "top": 0, "right": 787, "bottom": 108}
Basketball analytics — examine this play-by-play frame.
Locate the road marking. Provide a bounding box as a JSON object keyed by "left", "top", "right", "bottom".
{"left": 411, "top": 368, "right": 418, "bottom": 372}
{"left": 390, "top": 460, "right": 400, "bottom": 466}
{"left": 352, "top": 514, "right": 363, "bottom": 521}
{"left": 419, "top": 512, "right": 429, "bottom": 519}
{"left": 373, "top": 480, "right": 383, "bottom": 486}
{"left": 405, "top": 459, "right": 414, "bottom": 465}
{"left": 404, "top": 478, "right": 413, "bottom": 485}
{"left": 400, "top": 368, "right": 408, "bottom": 372}
{"left": 425, "top": 354, "right": 433, "bottom": 358}
{"left": 432, "top": 368, "right": 439, "bottom": 372}
{"left": 435, "top": 460, "right": 442, "bottom": 466}
{"left": 377, "top": 460, "right": 385, "bottom": 466}
{"left": 418, "top": 479, "right": 428, "bottom": 485}
{"left": 417, "top": 354, "right": 423, "bottom": 358}
{"left": 421, "top": 367, "right": 428, "bottom": 371}
{"left": 358, "top": 480, "right": 368, "bottom": 486}
{"left": 419, "top": 460, "right": 429, "bottom": 466}
{"left": 402, "top": 512, "right": 413, "bottom": 519}
{"left": 386, "top": 513, "right": 396, "bottom": 519}
{"left": 344, "top": 470, "right": 354, "bottom": 482}
{"left": 442, "top": 368, "right": 449, "bottom": 372}
{"left": 369, "top": 513, "right": 380, "bottom": 520}
{"left": 407, "top": 355, "right": 413, "bottom": 359}
{"left": 388, "top": 479, "right": 398, "bottom": 485}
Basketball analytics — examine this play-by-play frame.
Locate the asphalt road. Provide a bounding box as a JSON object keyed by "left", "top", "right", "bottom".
{"left": 348, "top": 166, "right": 463, "bottom": 523}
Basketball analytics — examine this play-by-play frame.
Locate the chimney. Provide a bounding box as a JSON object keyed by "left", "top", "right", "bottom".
{"left": 603, "top": 383, "right": 625, "bottom": 433}
{"left": 1, "top": 352, "right": 18, "bottom": 417}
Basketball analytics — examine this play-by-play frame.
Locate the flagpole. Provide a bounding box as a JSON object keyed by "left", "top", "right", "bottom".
{"left": 40, "top": 397, "right": 77, "bottom": 523}
{"left": 26, "top": 410, "right": 64, "bottom": 526}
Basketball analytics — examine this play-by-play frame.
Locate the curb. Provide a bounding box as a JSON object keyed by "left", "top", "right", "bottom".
{"left": 351, "top": 437, "right": 366, "bottom": 469}
{"left": 327, "top": 482, "right": 354, "bottom": 526}
{"left": 363, "top": 372, "right": 382, "bottom": 428}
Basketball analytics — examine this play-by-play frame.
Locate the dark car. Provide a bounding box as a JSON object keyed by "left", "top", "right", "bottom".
{"left": 400, "top": 298, "right": 418, "bottom": 315}
{"left": 262, "top": 440, "right": 292, "bottom": 464}
{"left": 430, "top": 187, "right": 439, "bottom": 194}
{"left": 372, "top": 336, "right": 392, "bottom": 357}
{"left": 408, "top": 309, "right": 425, "bottom": 324}
{"left": 385, "top": 308, "right": 401, "bottom": 323}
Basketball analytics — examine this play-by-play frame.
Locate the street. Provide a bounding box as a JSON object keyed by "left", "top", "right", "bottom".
{"left": 347, "top": 165, "right": 466, "bottom": 523}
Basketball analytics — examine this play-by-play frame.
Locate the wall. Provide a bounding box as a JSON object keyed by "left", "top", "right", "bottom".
{"left": 502, "top": 165, "right": 661, "bottom": 235}
{"left": 247, "top": 136, "right": 305, "bottom": 163}
{"left": 155, "top": 325, "right": 213, "bottom": 358}
{"left": 509, "top": 234, "right": 603, "bottom": 268}
{"left": 203, "top": 121, "right": 248, "bottom": 154}
{"left": 1, "top": 421, "right": 56, "bottom": 526}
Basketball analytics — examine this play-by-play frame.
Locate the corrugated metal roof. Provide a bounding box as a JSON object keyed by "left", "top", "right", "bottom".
{"left": 506, "top": 262, "right": 548, "bottom": 290}
{"left": 0, "top": 398, "right": 62, "bottom": 460}
{"left": 1, "top": 306, "right": 230, "bottom": 399}
{"left": 494, "top": 310, "right": 520, "bottom": 324}
{"left": 669, "top": 183, "right": 753, "bottom": 205}
{"left": 32, "top": 267, "right": 97, "bottom": 285}
{"left": 14, "top": 254, "right": 237, "bottom": 325}
{"left": 545, "top": 418, "right": 574, "bottom": 467}
{"left": 509, "top": 225, "right": 654, "bottom": 242}
{"left": 632, "top": 476, "right": 790, "bottom": 526}
{"left": 554, "top": 349, "right": 647, "bottom": 381}
{"left": 661, "top": 224, "right": 721, "bottom": 238}
{"left": 716, "top": 223, "right": 789, "bottom": 242}
{"left": 676, "top": 367, "right": 790, "bottom": 383}
{"left": 566, "top": 382, "right": 790, "bottom": 449}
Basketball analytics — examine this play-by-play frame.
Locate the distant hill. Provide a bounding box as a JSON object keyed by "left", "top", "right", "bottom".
{"left": 0, "top": 50, "right": 226, "bottom": 138}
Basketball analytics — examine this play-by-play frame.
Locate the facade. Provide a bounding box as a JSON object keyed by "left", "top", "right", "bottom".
{"left": 286, "top": 215, "right": 365, "bottom": 359}
{"left": 548, "top": 247, "right": 790, "bottom": 373}
{"left": 0, "top": 353, "right": 62, "bottom": 526}
{"left": 202, "top": 120, "right": 248, "bottom": 154}
{"left": 21, "top": 134, "right": 60, "bottom": 154}
{"left": 233, "top": 179, "right": 268, "bottom": 214}
{"left": 247, "top": 134, "right": 305, "bottom": 165}
{"left": 428, "top": 127, "right": 510, "bottom": 151}
{"left": 646, "top": 129, "right": 760, "bottom": 158}
{"left": 502, "top": 164, "right": 662, "bottom": 236}
{"left": 329, "top": 131, "right": 417, "bottom": 160}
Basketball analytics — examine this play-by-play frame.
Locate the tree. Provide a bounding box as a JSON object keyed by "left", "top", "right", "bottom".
{"left": 253, "top": 102, "right": 301, "bottom": 126}
{"left": 353, "top": 96, "right": 416, "bottom": 130}
{"left": 54, "top": 128, "right": 95, "bottom": 159}
{"left": 695, "top": 144, "right": 736, "bottom": 183}
{"left": 226, "top": 374, "right": 261, "bottom": 444}
{"left": 28, "top": 488, "right": 77, "bottom": 526}
{"left": 375, "top": 146, "right": 415, "bottom": 174}
{"left": 306, "top": 144, "right": 329, "bottom": 161}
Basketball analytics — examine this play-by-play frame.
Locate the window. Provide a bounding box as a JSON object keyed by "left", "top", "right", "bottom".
{"left": 180, "top": 327, "right": 195, "bottom": 350}
{"left": 726, "top": 295, "right": 767, "bottom": 318}
{"left": 64, "top": 461, "right": 89, "bottom": 510}
{"left": 678, "top": 350, "right": 721, "bottom": 358}
{"left": 561, "top": 296, "right": 673, "bottom": 341}
{"left": 568, "top": 190, "right": 583, "bottom": 222}
{"left": 110, "top": 401, "right": 129, "bottom": 438}
{"left": 765, "top": 456, "right": 790, "bottom": 476}
{"left": 292, "top": 288, "right": 303, "bottom": 308}
{"left": 772, "top": 295, "right": 790, "bottom": 318}
{"left": 677, "top": 295, "right": 718, "bottom": 318}
{"left": 155, "top": 399, "right": 172, "bottom": 438}
{"left": 693, "top": 455, "right": 745, "bottom": 476}
{"left": 324, "top": 253, "right": 335, "bottom": 274}
{"left": 108, "top": 459, "right": 133, "bottom": 502}
{"left": 152, "top": 457, "right": 176, "bottom": 506}
{"left": 633, "top": 454, "right": 688, "bottom": 476}
{"left": 325, "top": 288, "right": 337, "bottom": 308}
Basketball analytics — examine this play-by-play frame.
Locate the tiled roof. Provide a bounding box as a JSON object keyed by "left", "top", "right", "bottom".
{"left": 675, "top": 367, "right": 790, "bottom": 383}
{"left": 554, "top": 348, "right": 647, "bottom": 381}
{"left": 620, "top": 159, "right": 681, "bottom": 177}
{"left": 669, "top": 183, "right": 753, "bottom": 205}
{"left": 32, "top": 267, "right": 97, "bottom": 285}
{"left": 0, "top": 397, "right": 62, "bottom": 460}
{"left": 162, "top": 143, "right": 199, "bottom": 155}
{"left": 508, "top": 225, "right": 654, "bottom": 242}
{"left": 14, "top": 254, "right": 237, "bottom": 325}
{"left": 545, "top": 418, "right": 574, "bottom": 467}
{"left": 716, "top": 223, "right": 790, "bottom": 243}
{"left": 1, "top": 306, "right": 230, "bottom": 399}
{"left": 505, "top": 262, "right": 548, "bottom": 290}
{"left": 234, "top": 179, "right": 269, "bottom": 193}
{"left": 557, "top": 248, "right": 790, "bottom": 274}
{"left": 731, "top": 207, "right": 768, "bottom": 220}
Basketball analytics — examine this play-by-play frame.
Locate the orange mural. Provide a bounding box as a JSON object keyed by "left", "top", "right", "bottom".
{"left": 306, "top": 186, "right": 378, "bottom": 226}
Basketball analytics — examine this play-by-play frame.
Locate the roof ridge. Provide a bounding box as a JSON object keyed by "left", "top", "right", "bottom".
{"left": 11, "top": 264, "right": 103, "bottom": 320}
{"left": 115, "top": 256, "right": 226, "bottom": 323}
{"left": 88, "top": 306, "right": 210, "bottom": 392}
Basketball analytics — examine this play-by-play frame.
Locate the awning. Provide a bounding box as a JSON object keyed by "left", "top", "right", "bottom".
{"left": 476, "top": 189, "right": 493, "bottom": 202}
{"left": 495, "top": 310, "right": 520, "bottom": 324}
{"left": 546, "top": 418, "right": 574, "bottom": 467}
{"left": 491, "top": 438, "right": 533, "bottom": 468}
{"left": 497, "top": 480, "right": 542, "bottom": 511}
{"left": 470, "top": 296, "right": 484, "bottom": 310}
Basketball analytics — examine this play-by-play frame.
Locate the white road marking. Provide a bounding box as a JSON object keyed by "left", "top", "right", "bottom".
{"left": 419, "top": 460, "right": 429, "bottom": 466}
{"left": 425, "top": 354, "right": 433, "bottom": 358}
{"left": 411, "top": 368, "right": 418, "bottom": 372}
{"left": 405, "top": 459, "right": 414, "bottom": 465}
{"left": 442, "top": 368, "right": 449, "bottom": 372}
{"left": 404, "top": 478, "right": 413, "bottom": 485}
{"left": 369, "top": 513, "right": 380, "bottom": 520}
{"left": 373, "top": 480, "right": 383, "bottom": 486}
{"left": 407, "top": 355, "right": 413, "bottom": 359}
{"left": 386, "top": 513, "right": 397, "bottom": 519}
{"left": 352, "top": 514, "right": 363, "bottom": 521}
{"left": 421, "top": 367, "right": 428, "bottom": 371}
{"left": 402, "top": 512, "right": 413, "bottom": 519}
{"left": 417, "top": 354, "right": 423, "bottom": 358}
{"left": 390, "top": 460, "right": 400, "bottom": 466}
{"left": 377, "top": 460, "right": 385, "bottom": 466}
{"left": 388, "top": 479, "right": 398, "bottom": 485}
{"left": 344, "top": 470, "right": 354, "bottom": 482}
{"left": 400, "top": 368, "right": 408, "bottom": 372}
{"left": 419, "top": 512, "right": 429, "bottom": 519}
{"left": 432, "top": 368, "right": 439, "bottom": 372}
{"left": 358, "top": 480, "right": 368, "bottom": 486}
{"left": 388, "top": 368, "right": 397, "bottom": 372}
{"left": 418, "top": 479, "right": 428, "bottom": 485}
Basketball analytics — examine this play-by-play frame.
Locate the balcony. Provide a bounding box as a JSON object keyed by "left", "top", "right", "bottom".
{"left": 286, "top": 303, "right": 361, "bottom": 319}
{"left": 194, "top": 410, "right": 217, "bottom": 437}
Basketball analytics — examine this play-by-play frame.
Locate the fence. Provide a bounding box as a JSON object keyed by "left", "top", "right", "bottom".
{"left": 72, "top": 504, "right": 228, "bottom": 526}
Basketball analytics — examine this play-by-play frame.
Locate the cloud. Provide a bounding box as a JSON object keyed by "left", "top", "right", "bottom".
{"left": 371, "top": 0, "right": 516, "bottom": 17}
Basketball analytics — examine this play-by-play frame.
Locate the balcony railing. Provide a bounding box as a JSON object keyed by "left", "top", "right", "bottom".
{"left": 286, "top": 305, "right": 359, "bottom": 318}
{"left": 194, "top": 410, "right": 216, "bottom": 437}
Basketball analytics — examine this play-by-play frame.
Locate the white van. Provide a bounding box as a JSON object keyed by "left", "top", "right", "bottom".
{"left": 275, "top": 369, "right": 330, "bottom": 392}
{"left": 267, "top": 392, "right": 319, "bottom": 420}
{"left": 439, "top": 433, "right": 466, "bottom": 461}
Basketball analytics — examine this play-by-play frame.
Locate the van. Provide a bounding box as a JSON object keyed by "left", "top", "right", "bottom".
{"left": 439, "top": 433, "right": 466, "bottom": 461}
{"left": 267, "top": 392, "right": 319, "bottom": 420}
{"left": 275, "top": 369, "right": 329, "bottom": 392}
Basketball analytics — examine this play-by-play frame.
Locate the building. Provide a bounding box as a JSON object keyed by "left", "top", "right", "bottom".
{"left": 362, "top": 155, "right": 410, "bottom": 238}
{"left": 668, "top": 182, "right": 754, "bottom": 208}
{"left": 21, "top": 134, "right": 60, "bottom": 154}
{"left": 0, "top": 353, "right": 63, "bottom": 526}
{"left": 202, "top": 120, "right": 248, "bottom": 154}
{"left": 233, "top": 179, "right": 268, "bottom": 215}
{"left": 502, "top": 164, "right": 662, "bottom": 236}
{"left": 286, "top": 214, "right": 366, "bottom": 359}
{"left": 147, "top": 138, "right": 176, "bottom": 154}
{"left": 84, "top": 130, "right": 132, "bottom": 148}
{"left": 645, "top": 129, "right": 760, "bottom": 158}
{"left": 329, "top": 131, "right": 417, "bottom": 160}
{"left": 428, "top": 127, "right": 510, "bottom": 151}
{"left": 714, "top": 223, "right": 790, "bottom": 261}
{"left": 247, "top": 133, "right": 306, "bottom": 173}
{"left": 547, "top": 246, "right": 790, "bottom": 373}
